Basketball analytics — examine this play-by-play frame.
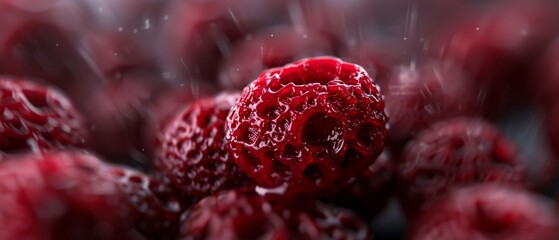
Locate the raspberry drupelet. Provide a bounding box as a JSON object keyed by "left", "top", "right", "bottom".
{"left": 226, "top": 57, "right": 388, "bottom": 195}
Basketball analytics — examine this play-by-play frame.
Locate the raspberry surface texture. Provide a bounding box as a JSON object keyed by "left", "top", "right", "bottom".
{"left": 156, "top": 93, "right": 252, "bottom": 201}
{"left": 409, "top": 184, "right": 558, "bottom": 240}
{"left": 180, "top": 189, "right": 372, "bottom": 240}
{"left": 227, "top": 57, "right": 388, "bottom": 195}
{"left": 0, "top": 78, "right": 88, "bottom": 157}
{"left": 396, "top": 118, "right": 527, "bottom": 218}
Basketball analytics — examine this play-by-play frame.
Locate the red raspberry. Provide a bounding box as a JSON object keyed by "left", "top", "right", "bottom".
{"left": 162, "top": 0, "right": 287, "bottom": 83}
{"left": 180, "top": 189, "right": 372, "bottom": 240}
{"left": 79, "top": 30, "right": 155, "bottom": 78}
{"left": 84, "top": 72, "right": 164, "bottom": 166}
{"left": 396, "top": 118, "right": 527, "bottom": 218}
{"left": 321, "top": 151, "right": 394, "bottom": 220}
{"left": 0, "top": 78, "right": 88, "bottom": 158}
{"left": 219, "top": 27, "right": 336, "bottom": 90}
{"left": 0, "top": 151, "right": 182, "bottom": 239}
{"left": 409, "top": 184, "right": 558, "bottom": 240}
{"left": 0, "top": 3, "right": 89, "bottom": 88}
{"left": 144, "top": 84, "right": 214, "bottom": 156}
{"left": 384, "top": 62, "right": 481, "bottom": 146}
{"left": 226, "top": 57, "right": 388, "bottom": 195}
{"left": 0, "top": 151, "right": 141, "bottom": 240}
{"left": 104, "top": 165, "right": 183, "bottom": 238}
{"left": 429, "top": 1, "right": 556, "bottom": 109}
{"left": 156, "top": 93, "right": 252, "bottom": 201}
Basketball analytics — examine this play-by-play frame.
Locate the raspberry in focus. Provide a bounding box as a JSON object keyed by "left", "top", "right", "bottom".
{"left": 227, "top": 57, "right": 388, "bottom": 195}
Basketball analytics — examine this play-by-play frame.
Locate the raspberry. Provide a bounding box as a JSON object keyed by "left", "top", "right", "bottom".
{"left": 0, "top": 151, "right": 182, "bottom": 239}
{"left": 156, "top": 93, "right": 252, "bottom": 201}
{"left": 227, "top": 57, "right": 388, "bottom": 195}
{"left": 105, "top": 166, "right": 183, "bottom": 238}
{"left": 84, "top": 72, "right": 164, "bottom": 167}
{"left": 163, "top": 0, "right": 287, "bottom": 83}
{"left": 0, "top": 78, "right": 88, "bottom": 158}
{"left": 0, "top": 151, "right": 141, "bottom": 240}
{"left": 429, "top": 1, "right": 556, "bottom": 110}
{"left": 219, "top": 27, "right": 336, "bottom": 90}
{"left": 144, "top": 84, "right": 214, "bottom": 157}
{"left": 409, "top": 184, "right": 558, "bottom": 240}
{"left": 384, "top": 62, "right": 481, "bottom": 146}
{"left": 79, "top": 30, "right": 155, "bottom": 78}
{"left": 0, "top": 3, "right": 88, "bottom": 88}
{"left": 396, "top": 118, "right": 527, "bottom": 218}
{"left": 180, "top": 189, "right": 372, "bottom": 240}
{"left": 321, "top": 151, "right": 394, "bottom": 219}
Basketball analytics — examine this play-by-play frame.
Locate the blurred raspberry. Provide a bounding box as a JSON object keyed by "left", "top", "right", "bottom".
{"left": 83, "top": 72, "right": 164, "bottom": 167}
{"left": 219, "top": 26, "right": 336, "bottom": 90}
{"left": 0, "top": 78, "right": 88, "bottom": 158}
{"left": 396, "top": 118, "right": 527, "bottom": 218}
{"left": 409, "top": 184, "right": 558, "bottom": 240}
{"left": 78, "top": 30, "right": 156, "bottom": 78}
{"left": 321, "top": 151, "right": 395, "bottom": 220}
{"left": 0, "top": 2, "right": 90, "bottom": 88}
{"left": 384, "top": 62, "right": 481, "bottom": 146}
{"left": 0, "top": 151, "right": 142, "bottom": 240}
{"left": 429, "top": 1, "right": 556, "bottom": 112}
{"left": 344, "top": 42, "right": 399, "bottom": 85}
{"left": 0, "top": 151, "right": 183, "bottom": 239}
{"left": 162, "top": 0, "right": 287, "bottom": 84}
{"left": 180, "top": 189, "right": 372, "bottom": 240}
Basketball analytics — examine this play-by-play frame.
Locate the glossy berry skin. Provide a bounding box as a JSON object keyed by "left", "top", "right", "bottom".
{"left": 0, "top": 151, "right": 182, "bottom": 240}
{"left": 180, "top": 189, "right": 372, "bottom": 240}
{"left": 156, "top": 93, "right": 251, "bottom": 201}
{"left": 409, "top": 184, "right": 558, "bottom": 240}
{"left": 0, "top": 78, "right": 88, "bottom": 157}
{"left": 321, "top": 151, "right": 394, "bottom": 220}
{"left": 396, "top": 118, "right": 527, "bottom": 218}
{"left": 227, "top": 57, "right": 388, "bottom": 195}
{"left": 384, "top": 62, "right": 481, "bottom": 146}
{"left": 219, "top": 27, "right": 336, "bottom": 90}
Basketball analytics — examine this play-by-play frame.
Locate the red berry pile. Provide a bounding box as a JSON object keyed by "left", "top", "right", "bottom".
{"left": 0, "top": 0, "right": 559, "bottom": 240}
